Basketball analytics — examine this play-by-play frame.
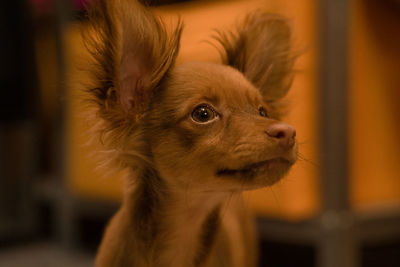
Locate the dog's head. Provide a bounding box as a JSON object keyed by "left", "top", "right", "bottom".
{"left": 86, "top": 0, "right": 298, "bottom": 192}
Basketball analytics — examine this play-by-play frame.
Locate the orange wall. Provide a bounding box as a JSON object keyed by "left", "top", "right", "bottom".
{"left": 349, "top": 0, "right": 400, "bottom": 210}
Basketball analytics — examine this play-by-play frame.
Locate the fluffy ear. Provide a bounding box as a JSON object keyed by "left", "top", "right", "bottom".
{"left": 86, "top": 0, "right": 183, "bottom": 121}
{"left": 214, "top": 12, "right": 296, "bottom": 101}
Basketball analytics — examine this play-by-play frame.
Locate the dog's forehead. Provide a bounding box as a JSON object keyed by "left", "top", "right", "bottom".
{"left": 167, "top": 62, "right": 262, "bottom": 106}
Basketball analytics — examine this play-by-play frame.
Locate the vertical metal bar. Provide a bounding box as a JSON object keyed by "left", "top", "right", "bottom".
{"left": 319, "top": 0, "right": 349, "bottom": 211}
{"left": 318, "top": 0, "right": 359, "bottom": 267}
{"left": 53, "top": 0, "right": 76, "bottom": 248}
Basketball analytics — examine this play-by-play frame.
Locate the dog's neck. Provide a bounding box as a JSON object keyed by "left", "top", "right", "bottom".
{"left": 124, "top": 166, "right": 230, "bottom": 266}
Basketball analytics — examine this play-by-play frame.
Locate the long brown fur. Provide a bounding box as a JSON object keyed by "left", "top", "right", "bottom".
{"left": 85, "top": 0, "right": 183, "bottom": 170}
{"left": 84, "top": 1, "right": 298, "bottom": 266}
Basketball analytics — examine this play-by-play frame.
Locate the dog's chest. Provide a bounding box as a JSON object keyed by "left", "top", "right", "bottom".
{"left": 157, "top": 198, "right": 255, "bottom": 267}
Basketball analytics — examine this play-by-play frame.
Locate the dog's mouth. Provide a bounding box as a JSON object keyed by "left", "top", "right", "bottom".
{"left": 216, "top": 158, "right": 294, "bottom": 178}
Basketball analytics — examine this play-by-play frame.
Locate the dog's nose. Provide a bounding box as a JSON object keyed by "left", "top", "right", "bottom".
{"left": 266, "top": 123, "right": 296, "bottom": 149}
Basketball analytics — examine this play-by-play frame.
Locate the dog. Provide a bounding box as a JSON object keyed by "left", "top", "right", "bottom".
{"left": 84, "top": 0, "right": 298, "bottom": 266}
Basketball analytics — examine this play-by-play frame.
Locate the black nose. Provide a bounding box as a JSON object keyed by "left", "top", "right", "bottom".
{"left": 265, "top": 123, "right": 296, "bottom": 149}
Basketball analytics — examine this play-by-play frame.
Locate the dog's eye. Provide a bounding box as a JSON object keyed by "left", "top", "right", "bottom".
{"left": 259, "top": 107, "right": 268, "bottom": 118}
{"left": 192, "top": 105, "right": 216, "bottom": 123}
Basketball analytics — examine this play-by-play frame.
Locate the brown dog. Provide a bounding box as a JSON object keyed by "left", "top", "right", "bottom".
{"left": 85, "top": 0, "right": 297, "bottom": 266}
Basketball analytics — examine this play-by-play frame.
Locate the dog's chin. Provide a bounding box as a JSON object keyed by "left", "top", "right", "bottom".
{"left": 216, "top": 158, "right": 295, "bottom": 189}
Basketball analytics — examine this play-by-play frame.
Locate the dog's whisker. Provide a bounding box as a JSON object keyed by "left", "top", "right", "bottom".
{"left": 297, "top": 152, "right": 319, "bottom": 167}
{"left": 269, "top": 186, "right": 282, "bottom": 210}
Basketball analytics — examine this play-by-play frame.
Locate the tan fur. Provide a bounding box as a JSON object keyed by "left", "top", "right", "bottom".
{"left": 84, "top": 1, "right": 298, "bottom": 266}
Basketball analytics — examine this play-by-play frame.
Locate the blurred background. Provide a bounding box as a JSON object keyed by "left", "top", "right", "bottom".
{"left": 0, "top": 0, "right": 399, "bottom": 266}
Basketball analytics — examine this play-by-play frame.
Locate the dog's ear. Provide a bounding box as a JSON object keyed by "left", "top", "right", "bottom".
{"left": 215, "top": 12, "right": 296, "bottom": 101}
{"left": 86, "top": 0, "right": 183, "bottom": 121}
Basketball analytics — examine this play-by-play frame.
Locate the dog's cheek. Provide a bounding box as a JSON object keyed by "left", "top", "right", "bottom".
{"left": 151, "top": 135, "right": 190, "bottom": 182}
{"left": 149, "top": 126, "right": 211, "bottom": 182}
{"left": 171, "top": 125, "right": 201, "bottom": 153}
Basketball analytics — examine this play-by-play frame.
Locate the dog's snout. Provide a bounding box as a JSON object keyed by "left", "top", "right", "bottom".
{"left": 265, "top": 123, "right": 296, "bottom": 149}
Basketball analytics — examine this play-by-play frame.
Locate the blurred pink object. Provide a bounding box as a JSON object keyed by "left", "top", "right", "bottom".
{"left": 73, "top": 0, "right": 89, "bottom": 10}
